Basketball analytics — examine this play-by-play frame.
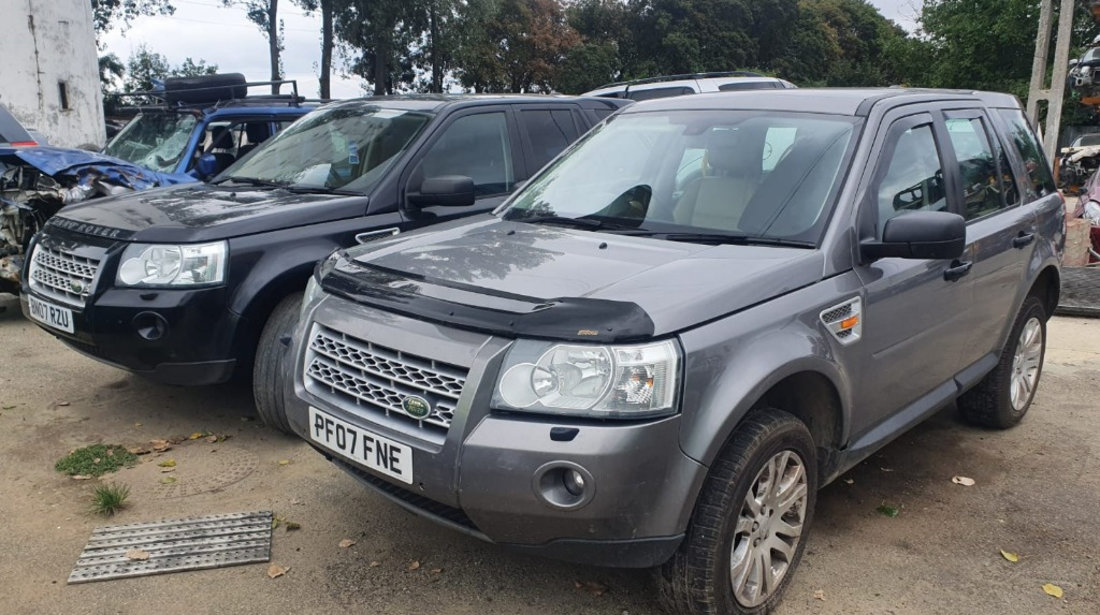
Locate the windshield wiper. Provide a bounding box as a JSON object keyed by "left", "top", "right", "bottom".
{"left": 608, "top": 230, "right": 814, "bottom": 248}
{"left": 284, "top": 185, "right": 365, "bottom": 196}
{"left": 211, "top": 176, "right": 288, "bottom": 189}
{"left": 510, "top": 214, "right": 607, "bottom": 230}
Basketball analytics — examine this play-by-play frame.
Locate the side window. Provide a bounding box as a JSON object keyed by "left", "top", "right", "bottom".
{"left": 762, "top": 126, "right": 798, "bottom": 172}
{"left": 519, "top": 109, "right": 579, "bottom": 171}
{"left": 944, "top": 117, "right": 1005, "bottom": 220}
{"left": 418, "top": 112, "right": 514, "bottom": 197}
{"left": 627, "top": 86, "right": 694, "bottom": 101}
{"left": 994, "top": 108, "right": 1056, "bottom": 200}
{"left": 874, "top": 123, "right": 946, "bottom": 234}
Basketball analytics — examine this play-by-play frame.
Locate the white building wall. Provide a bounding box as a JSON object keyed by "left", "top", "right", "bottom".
{"left": 0, "top": 0, "right": 106, "bottom": 148}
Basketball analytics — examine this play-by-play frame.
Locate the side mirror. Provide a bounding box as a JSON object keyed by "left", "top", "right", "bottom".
{"left": 861, "top": 211, "right": 966, "bottom": 260}
{"left": 1070, "top": 58, "right": 1080, "bottom": 68}
{"left": 408, "top": 175, "right": 475, "bottom": 207}
{"left": 195, "top": 153, "right": 219, "bottom": 181}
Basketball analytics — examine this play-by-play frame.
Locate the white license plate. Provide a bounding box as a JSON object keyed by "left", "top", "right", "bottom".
{"left": 27, "top": 295, "right": 75, "bottom": 334}
{"left": 308, "top": 406, "right": 413, "bottom": 484}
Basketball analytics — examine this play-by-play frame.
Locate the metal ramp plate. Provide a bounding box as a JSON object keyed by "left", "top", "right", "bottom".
{"left": 1056, "top": 266, "right": 1100, "bottom": 317}
{"left": 68, "top": 510, "right": 273, "bottom": 584}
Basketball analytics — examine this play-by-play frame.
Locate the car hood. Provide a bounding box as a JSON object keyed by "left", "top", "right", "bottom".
{"left": 332, "top": 217, "right": 824, "bottom": 337}
{"left": 51, "top": 183, "right": 366, "bottom": 243}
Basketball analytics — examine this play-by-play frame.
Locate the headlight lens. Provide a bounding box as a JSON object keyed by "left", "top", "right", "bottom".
{"left": 493, "top": 339, "right": 680, "bottom": 419}
{"left": 116, "top": 241, "right": 227, "bottom": 287}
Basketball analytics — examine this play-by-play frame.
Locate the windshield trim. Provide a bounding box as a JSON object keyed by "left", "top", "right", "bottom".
{"left": 495, "top": 110, "right": 864, "bottom": 248}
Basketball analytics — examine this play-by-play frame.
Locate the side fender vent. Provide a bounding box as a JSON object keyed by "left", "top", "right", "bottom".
{"left": 820, "top": 297, "right": 862, "bottom": 345}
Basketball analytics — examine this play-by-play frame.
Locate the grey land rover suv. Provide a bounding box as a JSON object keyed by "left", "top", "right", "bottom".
{"left": 282, "top": 88, "right": 1063, "bottom": 614}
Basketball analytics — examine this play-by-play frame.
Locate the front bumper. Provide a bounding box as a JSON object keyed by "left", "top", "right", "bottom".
{"left": 21, "top": 284, "right": 242, "bottom": 386}
{"left": 286, "top": 296, "right": 706, "bottom": 568}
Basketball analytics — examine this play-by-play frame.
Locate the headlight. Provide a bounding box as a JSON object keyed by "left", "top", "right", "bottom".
{"left": 492, "top": 339, "right": 680, "bottom": 419}
{"left": 116, "top": 241, "right": 227, "bottom": 287}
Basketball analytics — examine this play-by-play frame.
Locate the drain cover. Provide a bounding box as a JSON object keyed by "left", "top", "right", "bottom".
{"left": 68, "top": 510, "right": 273, "bottom": 584}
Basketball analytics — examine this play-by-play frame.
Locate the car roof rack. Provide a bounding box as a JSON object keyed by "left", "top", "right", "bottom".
{"left": 594, "top": 71, "right": 768, "bottom": 91}
{"left": 110, "top": 78, "right": 305, "bottom": 108}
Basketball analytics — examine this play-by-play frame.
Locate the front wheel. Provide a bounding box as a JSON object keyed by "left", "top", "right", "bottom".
{"left": 658, "top": 411, "right": 817, "bottom": 615}
{"left": 253, "top": 292, "right": 303, "bottom": 434}
{"left": 957, "top": 295, "right": 1046, "bottom": 429}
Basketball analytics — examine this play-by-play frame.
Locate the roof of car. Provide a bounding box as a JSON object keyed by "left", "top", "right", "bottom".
{"left": 323, "top": 94, "right": 628, "bottom": 113}
{"left": 621, "top": 88, "right": 1022, "bottom": 116}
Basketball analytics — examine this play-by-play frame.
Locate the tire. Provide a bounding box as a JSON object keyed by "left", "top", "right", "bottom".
{"left": 957, "top": 296, "right": 1047, "bottom": 429}
{"left": 253, "top": 292, "right": 303, "bottom": 434}
{"left": 657, "top": 411, "right": 817, "bottom": 615}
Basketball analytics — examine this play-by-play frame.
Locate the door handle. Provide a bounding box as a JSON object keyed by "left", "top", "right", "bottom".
{"left": 943, "top": 260, "right": 973, "bottom": 282}
{"left": 1012, "top": 231, "right": 1035, "bottom": 249}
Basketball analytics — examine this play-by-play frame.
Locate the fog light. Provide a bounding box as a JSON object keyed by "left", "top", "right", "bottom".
{"left": 563, "top": 469, "right": 585, "bottom": 496}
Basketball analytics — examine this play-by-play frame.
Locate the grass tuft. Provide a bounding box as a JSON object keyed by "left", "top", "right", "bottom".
{"left": 55, "top": 444, "right": 137, "bottom": 477}
{"left": 91, "top": 483, "right": 130, "bottom": 517}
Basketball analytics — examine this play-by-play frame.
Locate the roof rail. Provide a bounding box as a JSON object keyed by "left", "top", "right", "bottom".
{"left": 109, "top": 79, "right": 303, "bottom": 107}
{"left": 594, "top": 71, "right": 767, "bottom": 91}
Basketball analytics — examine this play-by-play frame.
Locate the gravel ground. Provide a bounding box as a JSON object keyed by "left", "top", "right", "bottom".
{"left": 0, "top": 292, "right": 1097, "bottom": 614}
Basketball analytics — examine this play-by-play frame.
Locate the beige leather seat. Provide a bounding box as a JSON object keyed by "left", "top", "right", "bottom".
{"left": 673, "top": 131, "right": 758, "bottom": 231}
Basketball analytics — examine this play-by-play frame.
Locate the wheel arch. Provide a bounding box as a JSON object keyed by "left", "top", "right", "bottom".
{"left": 1027, "top": 265, "right": 1060, "bottom": 319}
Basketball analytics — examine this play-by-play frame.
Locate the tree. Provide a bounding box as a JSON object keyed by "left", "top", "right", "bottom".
{"left": 91, "top": 0, "right": 176, "bottom": 47}
{"left": 294, "top": 0, "right": 335, "bottom": 98}
{"left": 556, "top": 0, "right": 632, "bottom": 93}
{"left": 121, "top": 46, "right": 219, "bottom": 92}
{"left": 222, "top": 1, "right": 283, "bottom": 93}
{"left": 454, "top": 0, "right": 581, "bottom": 92}
{"left": 334, "top": 0, "right": 425, "bottom": 95}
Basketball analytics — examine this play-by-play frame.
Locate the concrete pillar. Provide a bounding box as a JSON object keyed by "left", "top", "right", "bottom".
{"left": 1026, "top": 0, "right": 1076, "bottom": 160}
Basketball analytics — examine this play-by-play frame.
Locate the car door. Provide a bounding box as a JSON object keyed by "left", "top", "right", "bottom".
{"left": 849, "top": 111, "right": 975, "bottom": 443}
{"left": 939, "top": 109, "right": 1037, "bottom": 371}
{"left": 399, "top": 105, "right": 522, "bottom": 231}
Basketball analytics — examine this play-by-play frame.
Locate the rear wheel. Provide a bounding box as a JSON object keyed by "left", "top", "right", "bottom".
{"left": 958, "top": 296, "right": 1046, "bottom": 429}
{"left": 658, "top": 411, "right": 816, "bottom": 615}
{"left": 253, "top": 292, "right": 302, "bottom": 434}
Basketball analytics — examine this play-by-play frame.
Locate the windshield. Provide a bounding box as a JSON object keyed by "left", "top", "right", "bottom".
{"left": 501, "top": 110, "right": 857, "bottom": 244}
{"left": 104, "top": 113, "right": 199, "bottom": 173}
{"left": 219, "top": 102, "right": 432, "bottom": 194}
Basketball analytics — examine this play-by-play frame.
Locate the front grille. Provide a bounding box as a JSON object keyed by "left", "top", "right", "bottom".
{"left": 28, "top": 244, "right": 101, "bottom": 307}
{"left": 304, "top": 324, "right": 468, "bottom": 435}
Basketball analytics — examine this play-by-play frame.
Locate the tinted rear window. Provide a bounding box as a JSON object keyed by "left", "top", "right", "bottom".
{"left": 995, "top": 108, "right": 1056, "bottom": 199}
{"left": 718, "top": 81, "right": 781, "bottom": 91}
{"left": 627, "top": 86, "right": 694, "bottom": 101}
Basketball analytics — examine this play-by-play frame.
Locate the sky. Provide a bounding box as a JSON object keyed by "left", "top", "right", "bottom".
{"left": 101, "top": 0, "right": 922, "bottom": 99}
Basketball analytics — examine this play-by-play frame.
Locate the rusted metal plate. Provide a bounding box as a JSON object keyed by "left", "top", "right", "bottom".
{"left": 68, "top": 511, "right": 272, "bottom": 584}
{"left": 1056, "top": 266, "right": 1100, "bottom": 317}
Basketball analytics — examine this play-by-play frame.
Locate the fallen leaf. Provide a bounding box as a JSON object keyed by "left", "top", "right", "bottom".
{"left": 408, "top": 560, "right": 421, "bottom": 571}
{"left": 160, "top": 467, "right": 175, "bottom": 473}
{"left": 125, "top": 549, "right": 149, "bottom": 560}
{"left": 876, "top": 504, "right": 900, "bottom": 518}
{"left": 105, "top": 448, "right": 115, "bottom": 457}
{"left": 159, "top": 476, "right": 177, "bottom": 484}
{"left": 290, "top": 498, "right": 303, "bottom": 506}
{"left": 285, "top": 521, "right": 301, "bottom": 531}
{"left": 58, "top": 401, "right": 70, "bottom": 407}
{"left": 134, "top": 422, "right": 142, "bottom": 427}
{"left": 1000, "top": 550, "right": 1019, "bottom": 563}
{"left": 188, "top": 432, "right": 205, "bottom": 440}
{"left": 369, "top": 561, "right": 381, "bottom": 568}
{"left": 1042, "top": 583, "right": 1063, "bottom": 598}
{"left": 574, "top": 580, "right": 608, "bottom": 596}
{"left": 205, "top": 435, "right": 218, "bottom": 443}
{"left": 338, "top": 538, "right": 356, "bottom": 549}
{"left": 430, "top": 568, "right": 443, "bottom": 574}
{"left": 267, "top": 564, "right": 288, "bottom": 579}
{"left": 1, "top": 405, "right": 16, "bottom": 410}
{"left": 71, "top": 474, "right": 94, "bottom": 481}
{"left": 157, "top": 459, "right": 176, "bottom": 468}
{"left": 843, "top": 478, "right": 854, "bottom": 485}
{"left": 278, "top": 459, "right": 291, "bottom": 466}
{"left": 813, "top": 589, "right": 826, "bottom": 601}
{"left": 952, "top": 476, "right": 976, "bottom": 486}
{"left": 92, "top": 458, "right": 101, "bottom": 464}
{"left": 151, "top": 439, "right": 171, "bottom": 453}
{"left": 127, "top": 445, "right": 151, "bottom": 455}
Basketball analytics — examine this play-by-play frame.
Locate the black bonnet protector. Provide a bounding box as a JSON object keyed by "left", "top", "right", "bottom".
{"left": 320, "top": 262, "right": 656, "bottom": 343}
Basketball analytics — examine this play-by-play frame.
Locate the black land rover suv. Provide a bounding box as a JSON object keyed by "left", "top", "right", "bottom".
{"left": 20, "top": 95, "right": 628, "bottom": 424}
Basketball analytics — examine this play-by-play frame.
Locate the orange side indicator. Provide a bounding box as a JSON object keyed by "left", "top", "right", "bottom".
{"left": 840, "top": 315, "right": 860, "bottom": 330}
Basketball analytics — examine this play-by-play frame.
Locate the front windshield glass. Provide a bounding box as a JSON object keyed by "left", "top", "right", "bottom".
{"left": 502, "top": 110, "right": 857, "bottom": 243}
{"left": 104, "top": 113, "right": 199, "bottom": 173}
{"left": 220, "top": 102, "right": 432, "bottom": 194}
